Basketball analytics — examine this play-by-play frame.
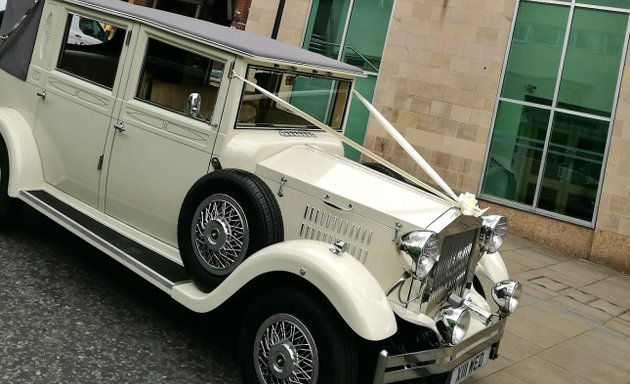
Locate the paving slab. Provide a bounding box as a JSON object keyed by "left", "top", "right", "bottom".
{"left": 540, "top": 341, "right": 630, "bottom": 384}
{"left": 503, "top": 258, "right": 532, "bottom": 276}
{"left": 548, "top": 259, "right": 616, "bottom": 286}
{"left": 501, "top": 248, "right": 566, "bottom": 270}
{"left": 604, "top": 317, "right": 630, "bottom": 338}
{"left": 581, "top": 275, "right": 630, "bottom": 309}
{"left": 558, "top": 287, "right": 597, "bottom": 303}
{"left": 493, "top": 331, "right": 543, "bottom": 363}
{"left": 499, "top": 355, "right": 592, "bottom": 384}
{"left": 590, "top": 298, "right": 625, "bottom": 317}
{"left": 551, "top": 295, "right": 613, "bottom": 324}
{"left": 501, "top": 234, "right": 539, "bottom": 251}
{"left": 504, "top": 304, "right": 593, "bottom": 349}
{"left": 468, "top": 356, "right": 513, "bottom": 381}
{"left": 566, "top": 329, "right": 630, "bottom": 374}
{"left": 471, "top": 370, "right": 530, "bottom": 384}
{"left": 462, "top": 232, "right": 630, "bottom": 384}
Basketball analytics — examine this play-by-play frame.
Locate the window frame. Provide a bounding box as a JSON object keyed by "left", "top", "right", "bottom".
{"left": 479, "top": 0, "right": 630, "bottom": 227}
{"left": 132, "top": 36, "right": 228, "bottom": 123}
{"left": 234, "top": 64, "right": 353, "bottom": 131}
{"left": 56, "top": 12, "right": 127, "bottom": 90}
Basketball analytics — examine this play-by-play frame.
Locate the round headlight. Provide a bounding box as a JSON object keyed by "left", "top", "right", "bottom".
{"left": 480, "top": 215, "right": 508, "bottom": 253}
{"left": 435, "top": 306, "right": 471, "bottom": 345}
{"left": 397, "top": 231, "right": 441, "bottom": 279}
{"left": 492, "top": 280, "right": 522, "bottom": 314}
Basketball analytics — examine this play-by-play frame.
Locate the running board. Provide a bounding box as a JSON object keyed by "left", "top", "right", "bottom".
{"left": 21, "top": 190, "right": 190, "bottom": 290}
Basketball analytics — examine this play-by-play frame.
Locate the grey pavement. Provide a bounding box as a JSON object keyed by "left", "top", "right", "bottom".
{"left": 471, "top": 234, "right": 630, "bottom": 384}
{"left": 2, "top": 207, "right": 630, "bottom": 383}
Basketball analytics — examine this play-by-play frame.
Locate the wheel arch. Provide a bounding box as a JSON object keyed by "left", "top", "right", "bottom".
{"left": 172, "top": 240, "right": 398, "bottom": 341}
{"left": 0, "top": 108, "right": 44, "bottom": 196}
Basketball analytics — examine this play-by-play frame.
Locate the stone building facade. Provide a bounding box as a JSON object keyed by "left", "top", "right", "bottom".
{"left": 241, "top": 0, "right": 630, "bottom": 273}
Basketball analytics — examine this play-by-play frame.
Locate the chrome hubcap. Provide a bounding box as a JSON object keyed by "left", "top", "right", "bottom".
{"left": 192, "top": 194, "right": 249, "bottom": 276}
{"left": 268, "top": 342, "right": 297, "bottom": 379}
{"left": 254, "top": 314, "right": 318, "bottom": 384}
{"left": 204, "top": 219, "right": 229, "bottom": 250}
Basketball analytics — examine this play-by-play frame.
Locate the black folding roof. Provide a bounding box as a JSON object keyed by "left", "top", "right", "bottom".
{"left": 73, "top": 0, "right": 364, "bottom": 76}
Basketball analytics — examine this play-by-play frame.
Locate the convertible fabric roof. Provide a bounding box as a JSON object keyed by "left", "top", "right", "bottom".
{"left": 73, "top": 0, "right": 363, "bottom": 76}
{"left": 0, "top": 0, "right": 44, "bottom": 80}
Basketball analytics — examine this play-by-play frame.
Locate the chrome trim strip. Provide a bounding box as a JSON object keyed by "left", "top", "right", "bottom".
{"left": 373, "top": 318, "right": 506, "bottom": 384}
{"left": 20, "top": 190, "right": 179, "bottom": 290}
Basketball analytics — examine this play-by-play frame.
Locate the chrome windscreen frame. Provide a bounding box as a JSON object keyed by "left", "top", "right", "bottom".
{"left": 372, "top": 318, "right": 506, "bottom": 384}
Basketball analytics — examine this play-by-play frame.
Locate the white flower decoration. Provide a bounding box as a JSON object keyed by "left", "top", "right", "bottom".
{"left": 457, "top": 192, "right": 487, "bottom": 217}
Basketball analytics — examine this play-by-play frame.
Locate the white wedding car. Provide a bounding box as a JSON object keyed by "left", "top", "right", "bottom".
{"left": 0, "top": 0, "right": 521, "bottom": 383}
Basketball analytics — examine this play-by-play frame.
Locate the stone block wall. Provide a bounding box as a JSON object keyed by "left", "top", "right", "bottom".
{"left": 364, "top": 0, "right": 516, "bottom": 194}
{"left": 591, "top": 45, "right": 630, "bottom": 273}
{"left": 246, "top": 0, "right": 310, "bottom": 46}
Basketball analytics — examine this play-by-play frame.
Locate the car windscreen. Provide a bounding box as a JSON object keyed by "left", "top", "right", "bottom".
{"left": 236, "top": 66, "right": 352, "bottom": 130}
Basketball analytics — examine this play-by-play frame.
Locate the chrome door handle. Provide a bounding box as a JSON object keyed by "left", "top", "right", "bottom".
{"left": 114, "top": 122, "right": 125, "bottom": 132}
{"left": 322, "top": 194, "right": 353, "bottom": 211}
{"left": 36, "top": 90, "right": 47, "bottom": 100}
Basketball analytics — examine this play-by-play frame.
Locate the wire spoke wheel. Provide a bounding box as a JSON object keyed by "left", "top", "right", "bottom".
{"left": 191, "top": 193, "right": 249, "bottom": 276}
{"left": 254, "top": 313, "right": 319, "bottom": 384}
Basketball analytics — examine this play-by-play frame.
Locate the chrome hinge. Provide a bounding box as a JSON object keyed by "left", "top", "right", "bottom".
{"left": 114, "top": 122, "right": 125, "bottom": 132}
{"left": 393, "top": 222, "right": 402, "bottom": 242}
{"left": 278, "top": 176, "right": 287, "bottom": 197}
{"left": 97, "top": 154, "right": 104, "bottom": 170}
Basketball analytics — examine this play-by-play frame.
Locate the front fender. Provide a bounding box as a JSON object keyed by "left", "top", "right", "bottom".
{"left": 476, "top": 251, "right": 509, "bottom": 283}
{"left": 171, "top": 240, "right": 397, "bottom": 341}
{"left": 0, "top": 107, "right": 44, "bottom": 196}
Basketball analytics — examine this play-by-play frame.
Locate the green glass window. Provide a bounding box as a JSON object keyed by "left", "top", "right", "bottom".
{"left": 501, "top": 2, "right": 568, "bottom": 105}
{"left": 557, "top": 9, "right": 627, "bottom": 117}
{"left": 538, "top": 113, "right": 608, "bottom": 221}
{"left": 483, "top": 102, "right": 549, "bottom": 205}
{"left": 483, "top": 1, "right": 629, "bottom": 225}
{"left": 579, "top": 0, "right": 630, "bottom": 9}
{"left": 340, "top": 0, "right": 393, "bottom": 72}
{"left": 304, "top": 0, "right": 351, "bottom": 60}
{"left": 302, "top": 0, "right": 393, "bottom": 160}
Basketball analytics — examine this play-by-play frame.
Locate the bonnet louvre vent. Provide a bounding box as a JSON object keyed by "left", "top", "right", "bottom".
{"left": 299, "top": 205, "right": 372, "bottom": 263}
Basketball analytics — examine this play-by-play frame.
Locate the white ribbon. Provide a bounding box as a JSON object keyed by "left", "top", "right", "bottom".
{"left": 230, "top": 71, "right": 488, "bottom": 217}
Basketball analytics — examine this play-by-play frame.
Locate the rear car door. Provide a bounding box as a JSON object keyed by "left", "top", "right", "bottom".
{"left": 33, "top": 8, "right": 133, "bottom": 208}
{"left": 103, "top": 28, "right": 233, "bottom": 246}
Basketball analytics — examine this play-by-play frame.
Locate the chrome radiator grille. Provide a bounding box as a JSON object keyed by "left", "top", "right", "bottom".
{"left": 422, "top": 229, "right": 478, "bottom": 316}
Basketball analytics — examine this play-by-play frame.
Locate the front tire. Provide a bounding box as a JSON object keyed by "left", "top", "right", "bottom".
{"left": 177, "top": 169, "right": 283, "bottom": 291}
{"left": 239, "top": 288, "right": 358, "bottom": 384}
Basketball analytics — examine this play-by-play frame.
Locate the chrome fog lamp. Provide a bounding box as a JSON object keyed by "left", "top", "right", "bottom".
{"left": 435, "top": 306, "right": 471, "bottom": 345}
{"left": 397, "top": 231, "right": 441, "bottom": 279}
{"left": 492, "top": 280, "right": 522, "bottom": 314}
{"left": 480, "top": 215, "right": 508, "bottom": 253}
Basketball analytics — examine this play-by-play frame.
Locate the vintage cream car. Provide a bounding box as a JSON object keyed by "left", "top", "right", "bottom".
{"left": 0, "top": 0, "right": 521, "bottom": 383}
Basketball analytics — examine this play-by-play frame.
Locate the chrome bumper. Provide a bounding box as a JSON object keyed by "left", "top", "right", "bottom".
{"left": 372, "top": 318, "right": 507, "bottom": 384}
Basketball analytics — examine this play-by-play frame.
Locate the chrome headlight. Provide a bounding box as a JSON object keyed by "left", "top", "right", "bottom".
{"left": 397, "top": 231, "right": 441, "bottom": 279}
{"left": 492, "top": 280, "right": 522, "bottom": 314}
{"left": 435, "top": 306, "right": 471, "bottom": 345}
{"left": 479, "top": 215, "right": 508, "bottom": 253}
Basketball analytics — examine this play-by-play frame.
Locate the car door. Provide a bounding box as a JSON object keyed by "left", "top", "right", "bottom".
{"left": 33, "top": 10, "right": 133, "bottom": 208}
{"left": 103, "top": 29, "right": 233, "bottom": 247}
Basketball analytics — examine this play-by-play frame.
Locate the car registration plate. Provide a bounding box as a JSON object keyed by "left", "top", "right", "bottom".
{"left": 449, "top": 347, "right": 491, "bottom": 384}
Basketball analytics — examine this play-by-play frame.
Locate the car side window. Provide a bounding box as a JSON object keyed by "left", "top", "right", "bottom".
{"left": 135, "top": 38, "right": 225, "bottom": 121}
{"left": 57, "top": 14, "right": 125, "bottom": 89}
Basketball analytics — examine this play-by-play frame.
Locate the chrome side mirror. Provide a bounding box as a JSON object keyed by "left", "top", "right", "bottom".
{"left": 185, "top": 93, "right": 201, "bottom": 118}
